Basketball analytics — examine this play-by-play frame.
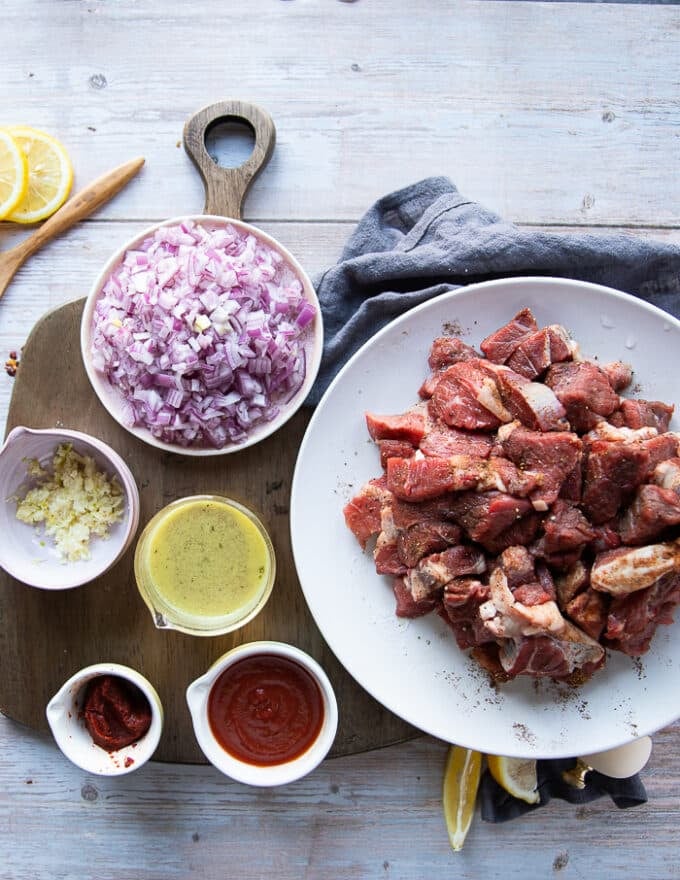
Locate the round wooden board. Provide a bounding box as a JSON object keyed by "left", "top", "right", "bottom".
{"left": 0, "top": 300, "right": 418, "bottom": 763}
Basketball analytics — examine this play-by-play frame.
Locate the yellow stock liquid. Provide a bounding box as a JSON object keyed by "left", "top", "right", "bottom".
{"left": 144, "top": 498, "right": 271, "bottom": 620}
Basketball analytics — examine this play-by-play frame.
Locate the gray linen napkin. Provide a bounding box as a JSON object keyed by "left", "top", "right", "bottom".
{"left": 480, "top": 760, "right": 647, "bottom": 823}
{"left": 309, "top": 176, "right": 680, "bottom": 404}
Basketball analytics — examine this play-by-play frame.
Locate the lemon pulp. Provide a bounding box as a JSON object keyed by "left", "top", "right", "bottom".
{"left": 5, "top": 126, "right": 73, "bottom": 223}
{"left": 487, "top": 754, "right": 539, "bottom": 804}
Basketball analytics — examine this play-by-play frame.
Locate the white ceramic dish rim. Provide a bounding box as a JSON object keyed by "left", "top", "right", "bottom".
{"left": 290, "top": 275, "right": 680, "bottom": 759}
{"left": 0, "top": 426, "right": 140, "bottom": 590}
{"left": 45, "top": 661, "right": 164, "bottom": 775}
{"left": 186, "top": 640, "right": 338, "bottom": 786}
{"left": 79, "top": 214, "right": 324, "bottom": 457}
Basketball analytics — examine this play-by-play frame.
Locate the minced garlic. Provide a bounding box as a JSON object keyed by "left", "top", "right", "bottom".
{"left": 15, "top": 443, "right": 124, "bottom": 562}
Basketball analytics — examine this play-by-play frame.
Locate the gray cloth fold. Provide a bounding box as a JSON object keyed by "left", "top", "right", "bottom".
{"left": 480, "top": 760, "right": 647, "bottom": 824}
{"left": 309, "top": 176, "right": 680, "bottom": 404}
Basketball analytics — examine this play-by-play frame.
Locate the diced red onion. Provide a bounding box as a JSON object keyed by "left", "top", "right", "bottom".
{"left": 90, "top": 220, "right": 316, "bottom": 448}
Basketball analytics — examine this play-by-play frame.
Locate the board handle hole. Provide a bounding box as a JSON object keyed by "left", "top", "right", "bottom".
{"left": 205, "top": 118, "right": 256, "bottom": 170}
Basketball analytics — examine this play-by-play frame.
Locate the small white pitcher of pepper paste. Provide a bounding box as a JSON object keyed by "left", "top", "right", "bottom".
{"left": 46, "top": 662, "right": 163, "bottom": 775}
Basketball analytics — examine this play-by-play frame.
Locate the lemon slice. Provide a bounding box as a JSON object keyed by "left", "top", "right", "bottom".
{"left": 0, "top": 129, "right": 28, "bottom": 220}
{"left": 442, "top": 746, "right": 482, "bottom": 851}
{"left": 5, "top": 126, "right": 73, "bottom": 223}
{"left": 487, "top": 754, "right": 540, "bottom": 804}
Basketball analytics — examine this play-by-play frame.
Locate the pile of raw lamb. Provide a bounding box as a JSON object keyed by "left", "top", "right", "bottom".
{"left": 344, "top": 308, "right": 680, "bottom": 684}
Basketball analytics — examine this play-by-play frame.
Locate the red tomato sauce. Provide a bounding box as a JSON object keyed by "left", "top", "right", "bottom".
{"left": 82, "top": 675, "right": 152, "bottom": 751}
{"left": 207, "top": 654, "right": 325, "bottom": 766}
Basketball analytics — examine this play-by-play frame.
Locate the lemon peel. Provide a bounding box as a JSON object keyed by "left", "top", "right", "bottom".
{"left": 442, "top": 745, "right": 482, "bottom": 851}
{"left": 0, "top": 129, "right": 28, "bottom": 219}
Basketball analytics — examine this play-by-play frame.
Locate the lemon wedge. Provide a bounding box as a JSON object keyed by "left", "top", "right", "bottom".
{"left": 442, "top": 746, "right": 482, "bottom": 851}
{"left": 0, "top": 129, "right": 28, "bottom": 220}
{"left": 487, "top": 754, "right": 540, "bottom": 804}
{"left": 5, "top": 126, "right": 73, "bottom": 223}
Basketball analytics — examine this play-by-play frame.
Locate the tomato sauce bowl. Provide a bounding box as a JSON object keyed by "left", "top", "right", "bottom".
{"left": 186, "top": 641, "right": 338, "bottom": 786}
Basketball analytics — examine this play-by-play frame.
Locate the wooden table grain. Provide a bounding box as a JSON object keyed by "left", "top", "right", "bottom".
{"left": 2, "top": 1, "right": 680, "bottom": 877}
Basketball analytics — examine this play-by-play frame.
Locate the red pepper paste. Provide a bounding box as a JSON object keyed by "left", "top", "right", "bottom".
{"left": 82, "top": 675, "right": 152, "bottom": 751}
{"left": 207, "top": 654, "right": 324, "bottom": 766}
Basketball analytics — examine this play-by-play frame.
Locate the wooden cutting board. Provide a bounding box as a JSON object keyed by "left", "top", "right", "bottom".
{"left": 0, "top": 299, "right": 418, "bottom": 762}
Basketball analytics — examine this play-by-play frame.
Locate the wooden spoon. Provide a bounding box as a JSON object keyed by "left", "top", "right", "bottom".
{"left": 0, "top": 156, "right": 145, "bottom": 303}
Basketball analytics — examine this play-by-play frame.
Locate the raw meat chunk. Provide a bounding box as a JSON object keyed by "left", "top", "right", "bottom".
{"left": 653, "top": 457, "right": 680, "bottom": 495}
{"left": 619, "top": 485, "right": 680, "bottom": 545}
{"left": 538, "top": 500, "right": 596, "bottom": 556}
{"left": 374, "top": 534, "right": 407, "bottom": 576}
{"left": 366, "top": 408, "right": 427, "bottom": 445}
{"left": 478, "top": 567, "right": 605, "bottom": 680}
{"left": 480, "top": 308, "right": 538, "bottom": 363}
{"left": 428, "top": 336, "right": 481, "bottom": 370}
{"left": 343, "top": 478, "right": 391, "bottom": 549}
{"left": 505, "top": 325, "right": 573, "bottom": 379}
{"left": 404, "top": 545, "right": 487, "bottom": 601}
{"left": 612, "top": 398, "right": 674, "bottom": 433}
{"left": 591, "top": 540, "right": 680, "bottom": 596}
{"left": 605, "top": 572, "right": 680, "bottom": 655}
{"left": 392, "top": 578, "right": 440, "bottom": 618}
{"left": 385, "top": 454, "right": 539, "bottom": 502}
{"left": 565, "top": 589, "right": 609, "bottom": 640}
{"left": 448, "top": 491, "right": 533, "bottom": 544}
{"left": 479, "top": 362, "right": 570, "bottom": 432}
{"left": 378, "top": 439, "right": 416, "bottom": 469}
{"left": 429, "top": 362, "right": 511, "bottom": 430}
{"left": 442, "top": 578, "right": 493, "bottom": 649}
{"left": 581, "top": 440, "right": 650, "bottom": 524}
{"left": 545, "top": 361, "right": 620, "bottom": 433}
{"left": 419, "top": 421, "right": 494, "bottom": 459}
{"left": 641, "top": 434, "right": 679, "bottom": 475}
{"left": 555, "top": 561, "right": 589, "bottom": 607}
{"left": 601, "top": 361, "right": 633, "bottom": 392}
{"left": 397, "top": 520, "right": 462, "bottom": 568}
{"left": 501, "top": 423, "right": 582, "bottom": 507}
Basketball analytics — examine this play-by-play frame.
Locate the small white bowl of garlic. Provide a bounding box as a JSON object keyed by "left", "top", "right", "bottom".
{"left": 0, "top": 426, "right": 139, "bottom": 589}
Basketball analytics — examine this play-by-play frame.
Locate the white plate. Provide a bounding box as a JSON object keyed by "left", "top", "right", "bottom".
{"left": 290, "top": 276, "right": 680, "bottom": 759}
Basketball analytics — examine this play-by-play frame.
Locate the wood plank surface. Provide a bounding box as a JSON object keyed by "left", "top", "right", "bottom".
{"left": 2, "top": 712, "right": 680, "bottom": 880}
{"left": 2, "top": 0, "right": 679, "bottom": 227}
{"left": 2, "top": 0, "right": 680, "bottom": 876}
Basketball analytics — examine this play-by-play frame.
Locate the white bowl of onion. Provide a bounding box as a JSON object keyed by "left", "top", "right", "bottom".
{"left": 80, "top": 216, "right": 323, "bottom": 456}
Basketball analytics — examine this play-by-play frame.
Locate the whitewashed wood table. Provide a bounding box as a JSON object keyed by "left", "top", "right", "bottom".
{"left": 2, "top": 1, "right": 680, "bottom": 877}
